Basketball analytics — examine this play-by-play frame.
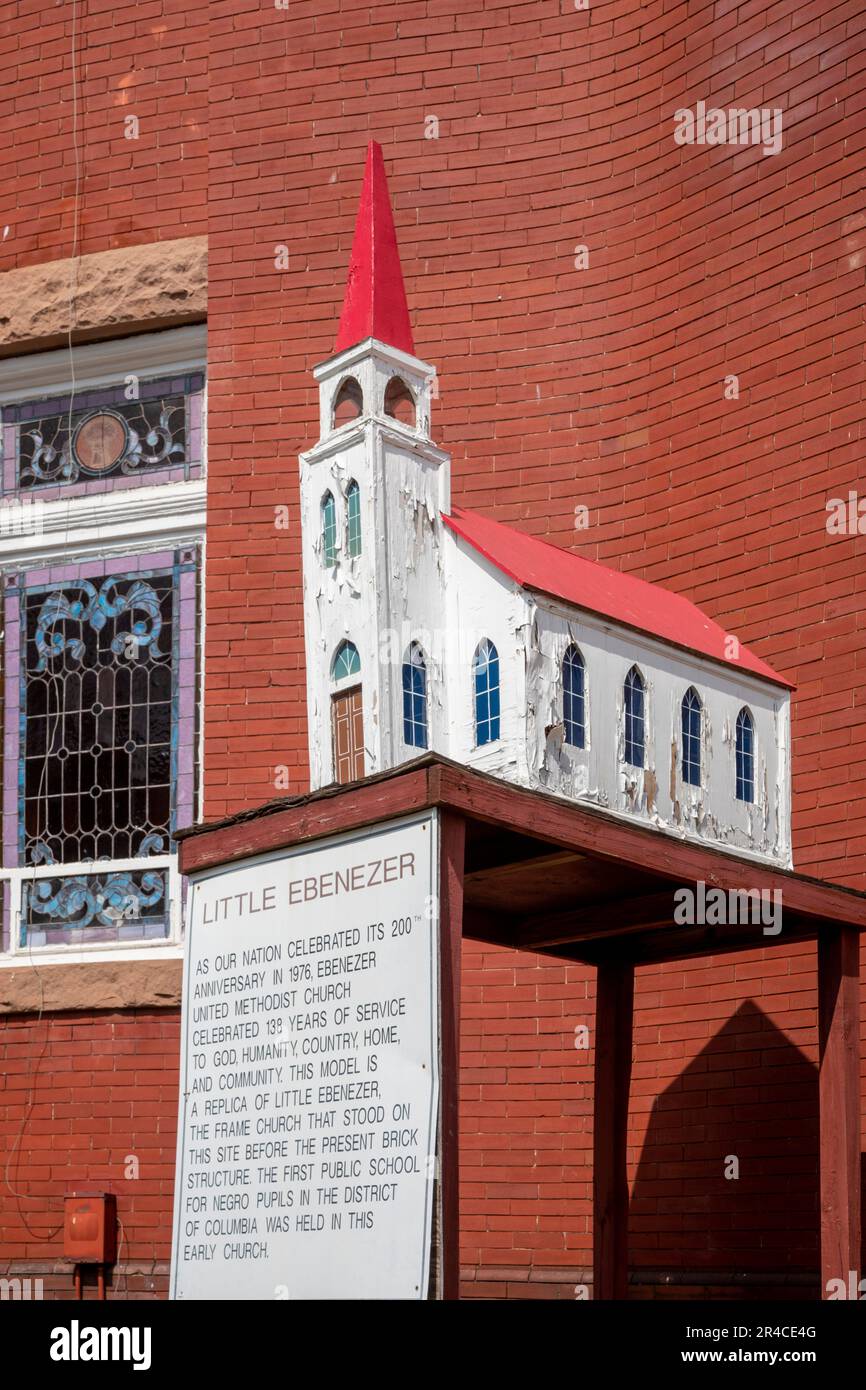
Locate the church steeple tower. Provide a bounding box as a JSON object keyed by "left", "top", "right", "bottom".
{"left": 335, "top": 141, "right": 415, "bottom": 357}
{"left": 310, "top": 140, "right": 436, "bottom": 444}
{"left": 300, "top": 143, "right": 451, "bottom": 791}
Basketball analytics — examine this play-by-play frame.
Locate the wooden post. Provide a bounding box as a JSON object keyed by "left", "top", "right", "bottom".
{"left": 593, "top": 958, "right": 634, "bottom": 1300}
{"left": 818, "top": 926, "right": 861, "bottom": 1297}
{"left": 437, "top": 811, "right": 465, "bottom": 1299}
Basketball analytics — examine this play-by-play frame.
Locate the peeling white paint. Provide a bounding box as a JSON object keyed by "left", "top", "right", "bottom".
{"left": 299, "top": 337, "right": 793, "bottom": 868}
{"left": 524, "top": 597, "right": 790, "bottom": 865}
{"left": 300, "top": 338, "right": 450, "bottom": 787}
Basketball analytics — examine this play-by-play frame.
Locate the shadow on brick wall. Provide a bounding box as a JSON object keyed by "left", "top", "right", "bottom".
{"left": 629, "top": 1000, "right": 820, "bottom": 1299}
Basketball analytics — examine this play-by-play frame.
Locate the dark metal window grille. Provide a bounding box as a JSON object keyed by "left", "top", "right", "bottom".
{"left": 3, "top": 549, "right": 199, "bottom": 949}
{"left": 22, "top": 571, "right": 176, "bottom": 865}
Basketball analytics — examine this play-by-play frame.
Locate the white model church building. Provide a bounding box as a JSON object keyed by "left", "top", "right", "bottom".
{"left": 300, "top": 143, "right": 793, "bottom": 868}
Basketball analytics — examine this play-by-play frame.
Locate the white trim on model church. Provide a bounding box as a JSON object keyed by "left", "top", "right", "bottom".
{"left": 299, "top": 143, "right": 793, "bottom": 868}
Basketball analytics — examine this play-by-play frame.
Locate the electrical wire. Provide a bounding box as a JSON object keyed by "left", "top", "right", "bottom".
{"left": 3, "top": 0, "right": 84, "bottom": 1245}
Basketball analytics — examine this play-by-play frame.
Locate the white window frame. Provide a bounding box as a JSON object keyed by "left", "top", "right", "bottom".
{"left": 0, "top": 326, "right": 206, "bottom": 966}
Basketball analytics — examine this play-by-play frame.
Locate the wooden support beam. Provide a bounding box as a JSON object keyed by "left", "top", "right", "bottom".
{"left": 818, "top": 926, "right": 861, "bottom": 1298}
{"left": 182, "top": 757, "right": 866, "bottom": 940}
{"left": 430, "top": 760, "right": 866, "bottom": 931}
{"left": 574, "top": 917, "right": 820, "bottom": 968}
{"left": 437, "top": 810, "right": 465, "bottom": 1300}
{"left": 593, "top": 957, "right": 634, "bottom": 1300}
{"left": 515, "top": 890, "right": 678, "bottom": 951}
{"left": 179, "top": 764, "right": 432, "bottom": 874}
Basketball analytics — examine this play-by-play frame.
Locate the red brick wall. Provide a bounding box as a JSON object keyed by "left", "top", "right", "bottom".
{"left": 0, "top": 1009, "right": 178, "bottom": 1298}
{"left": 459, "top": 940, "right": 840, "bottom": 1299}
{"left": 0, "top": 0, "right": 203, "bottom": 1299}
{"left": 202, "top": 0, "right": 865, "bottom": 1298}
{"left": 204, "top": 0, "right": 866, "bottom": 868}
{"left": 2, "top": 0, "right": 863, "bottom": 1299}
{"left": 1, "top": 0, "right": 207, "bottom": 272}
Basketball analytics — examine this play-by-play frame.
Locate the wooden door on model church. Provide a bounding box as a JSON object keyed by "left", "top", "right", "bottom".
{"left": 331, "top": 685, "right": 365, "bottom": 784}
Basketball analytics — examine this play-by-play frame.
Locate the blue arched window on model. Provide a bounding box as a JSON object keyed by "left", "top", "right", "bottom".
{"left": 473, "top": 639, "right": 500, "bottom": 746}
{"left": 321, "top": 491, "right": 338, "bottom": 566}
{"left": 402, "top": 643, "right": 428, "bottom": 749}
{"left": 681, "top": 687, "right": 702, "bottom": 786}
{"left": 346, "top": 480, "right": 362, "bottom": 558}
{"left": 623, "top": 665, "right": 645, "bottom": 767}
{"left": 562, "top": 644, "right": 586, "bottom": 748}
{"left": 332, "top": 639, "right": 360, "bottom": 681}
{"left": 736, "top": 707, "right": 755, "bottom": 802}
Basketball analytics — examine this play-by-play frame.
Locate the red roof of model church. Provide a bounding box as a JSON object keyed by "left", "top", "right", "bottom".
{"left": 334, "top": 145, "right": 790, "bottom": 691}
{"left": 335, "top": 141, "right": 415, "bottom": 357}
{"left": 443, "top": 507, "right": 792, "bottom": 689}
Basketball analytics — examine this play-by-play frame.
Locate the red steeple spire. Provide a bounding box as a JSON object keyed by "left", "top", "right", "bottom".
{"left": 335, "top": 141, "right": 415, "bottom": 357}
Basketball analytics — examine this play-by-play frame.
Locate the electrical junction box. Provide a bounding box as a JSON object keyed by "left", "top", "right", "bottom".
{"left": 64, "top": 1191, "right": 117, "bottom": 1264}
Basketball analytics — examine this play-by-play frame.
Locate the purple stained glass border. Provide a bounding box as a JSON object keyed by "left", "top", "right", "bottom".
{"left": 2, "top": 546, "right": 199, "bottom": 947}
{"left": 0, "top": 372, "right": 204, "bottom": 501}
{"left": 23, "top": 920, "right": 173, "bottom": 949}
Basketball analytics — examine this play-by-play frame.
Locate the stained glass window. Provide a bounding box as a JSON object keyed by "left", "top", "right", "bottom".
{"left": 347, "top": 480, "right": 362, "bottom": 557}
{"left": 22, "top": 869, "right": 169, "bottom": 946}
{"left": 736, "top": 707, "right": 755, "bottom": 802}
{"left": 681, "top": 687, "right": 702, "bottom": 786}
{"left": 1, "top": 372, "right": 204, "bottom": 499}
{"left": 332, "top": 640, "right": 360, "bottom": 681}
{"left": 623, "top": 665, "right": 645, "bottom": 768}
{"left": 473, "top": 639, "right": 500, "bottom": 746}
{"left": 3, "top": 548, "right": 199, "bottom": 949}
{"left": 402, "top": 643, "right": 428, "bottom": 749}
{"left": 563, "top": 644, "right": 586, "bottom": 748}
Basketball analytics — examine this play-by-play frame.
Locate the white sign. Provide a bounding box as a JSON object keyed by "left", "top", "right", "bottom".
{"left": 170, "top": 812, "right": 439, "bottom": 1300}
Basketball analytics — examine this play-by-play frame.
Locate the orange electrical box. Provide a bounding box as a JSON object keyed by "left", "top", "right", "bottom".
{"left": 64, "top": 1191, "right": 117, "bottom": 1264}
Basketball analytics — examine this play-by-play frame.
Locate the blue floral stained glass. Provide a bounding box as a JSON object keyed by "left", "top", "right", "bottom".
{"left": 402, "top": 643, "right": 428, "bottom": 748}
{"left": 3, "top": 372, "right": 204, "bottom": 494}
{"left": 23, "top": 870, "right": 168, "bottom": 944}
{"left": 473, "top": 639, "right": 500, "bottom": 746}
{"left": 7, "top": 549, "right": 199, "bottom": 948}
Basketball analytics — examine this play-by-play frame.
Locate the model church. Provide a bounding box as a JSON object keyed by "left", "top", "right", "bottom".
{"left": 300, "top": 143, "right": 793, "bottom": 869}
